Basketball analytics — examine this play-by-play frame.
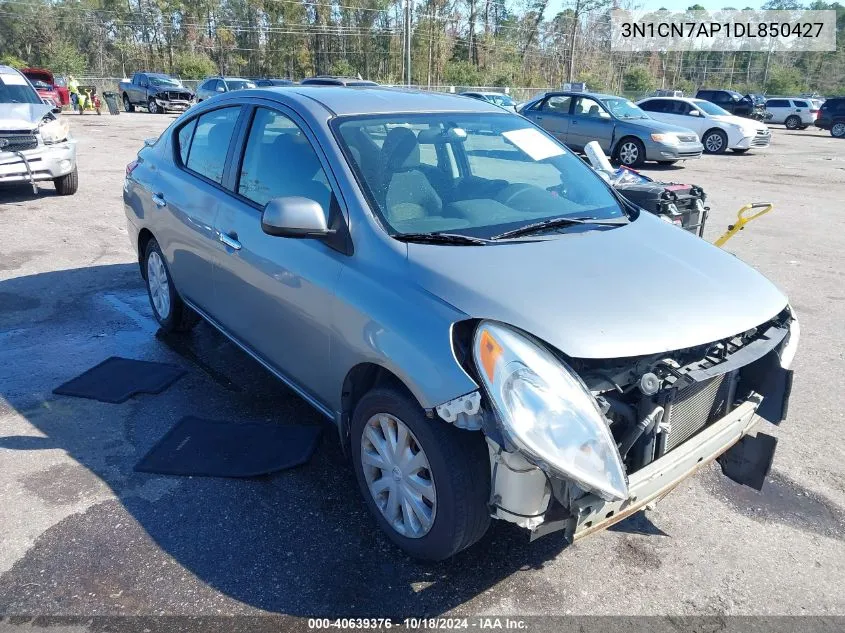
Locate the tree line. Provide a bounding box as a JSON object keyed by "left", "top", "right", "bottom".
{"left": 1, "top": 0, "right": 843, "bottom": 97}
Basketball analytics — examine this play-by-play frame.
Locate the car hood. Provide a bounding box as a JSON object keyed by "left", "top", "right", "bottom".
{"left": 708, "top": 114, "right": 760, "bottom": 130}
{"left": 0, "top": 102, "right": 51, "bottom": 130}
{"left": 406, "top": 213, "right": 787, "bottom": 359}
{"left": 622, "top": 116, "right": 695, "bottom": 134}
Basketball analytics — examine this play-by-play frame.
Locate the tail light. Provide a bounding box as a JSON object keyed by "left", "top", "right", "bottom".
{"left": 811, "top": 109, "right": 819, "bottom": 118}
{"left": 125, "top": 160, "right": 139, "bottom": 176}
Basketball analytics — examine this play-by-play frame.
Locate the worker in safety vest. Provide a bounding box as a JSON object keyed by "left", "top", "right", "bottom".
{"left": 67, "top": 75, "right": 80, "bottom": 112}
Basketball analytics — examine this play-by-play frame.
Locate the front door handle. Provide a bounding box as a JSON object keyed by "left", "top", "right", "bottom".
{"left": 151, "top": 193, "right": 166, "bottom": 208}
{"left": 218, "top": 232, "right": 242, "bottom": 251}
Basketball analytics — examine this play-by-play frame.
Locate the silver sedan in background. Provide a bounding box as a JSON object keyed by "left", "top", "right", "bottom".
{"left": 124, "top": 87, "right": 798, "bottom": 560}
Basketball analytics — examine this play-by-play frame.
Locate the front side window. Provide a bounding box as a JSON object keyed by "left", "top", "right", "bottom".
{"left": 237, "top": 107, "right": 332, "bottom": 211}
{"left": 638, "top": 100, "right": 664, "bottom": 113}
{"left": 184, "top": 106, "right": 240, "bottom": 184}
{"left": 766, "top": 99, "right": 789, "bottom": 108}
{"left": 336, "top": 113, "right": 626, "bottom": 238}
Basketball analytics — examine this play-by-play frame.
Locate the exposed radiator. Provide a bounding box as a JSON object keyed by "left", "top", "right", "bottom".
{"left": 662, "top": 371, "right": 736, "bottom": 452}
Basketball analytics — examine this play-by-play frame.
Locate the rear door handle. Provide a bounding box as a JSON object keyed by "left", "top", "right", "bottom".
{"left": 218, "top": 232, "right": 242, "bottom": 251}
{"left": 151, "top": 193, "right": 166, "bottom": 208}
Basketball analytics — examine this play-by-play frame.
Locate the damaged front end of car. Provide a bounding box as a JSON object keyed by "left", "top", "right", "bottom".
{"left": 442, "top": 306, "right": 798, "bottom": 542}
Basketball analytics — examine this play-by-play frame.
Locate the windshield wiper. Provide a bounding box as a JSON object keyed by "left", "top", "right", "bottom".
{"left": 492, "top": 216, "right": 628, "bottom": 240}
{"left": 393, "top": 232, "right": 490, "bottom": 245}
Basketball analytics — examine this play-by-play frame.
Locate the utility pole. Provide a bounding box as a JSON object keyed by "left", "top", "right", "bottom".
{"left": 405, "top": 0, "right": 413, "bottom": 85}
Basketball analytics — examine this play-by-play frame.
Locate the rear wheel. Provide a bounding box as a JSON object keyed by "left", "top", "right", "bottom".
{"left": 785, "top": 115, "right": 801, "bottom": 130}
{"left": 53, "top": 167, "right": 78, "bottom": 195}
{"left": 122, "top": 93, "right": 134, "bottom": 112}
{"left": 831, "top": 122, "right": 845, "bottom": 138}
{"left": 351, "top": 387, "right": 491, "bottom": 560}
{"left": 615, "top": 137, "right": 646, "bottom": 167}
{"left": 703, "top": 129, "right": 728, "bottom": 154}
{"left": 143, "top": 238, "right": 200, "bottom": 332}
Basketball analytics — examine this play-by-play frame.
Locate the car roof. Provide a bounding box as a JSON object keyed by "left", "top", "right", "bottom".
{"left": 249, "top": 86, "right": 506, "bottom": 115}
{"left": 539, "top": 91, "right": 622, "bottom": 101}
{"left": 0, "top": 65, "right": 22, "bottom": 75}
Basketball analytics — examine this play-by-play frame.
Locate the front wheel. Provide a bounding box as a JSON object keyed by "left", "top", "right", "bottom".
{"left": 351, "top": 387, "right": 491, "bottom": 560}
{"left": 148, "top": 97, "right": 160, "bottom": 114}
{"left": 831, "top": 122, "right": 845, "bottom": 138}
{"left": 143, "top": 238, "right": 200, "bottom": 333}
{"left": 53, "top": 167, "right": 78, "bottom": 195}
{"left": 785, "top": 115, "right": 801, "bottom": 130}
{"left": 615, "top": 138, "right": 646, "bottom": 167}
{"left": 703, "top": 129, "right": 728, "bottom": 154}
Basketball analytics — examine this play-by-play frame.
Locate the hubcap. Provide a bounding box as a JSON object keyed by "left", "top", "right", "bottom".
{"left": 146, "top": 251, "right": 171, "bottom": 320}
{"left": 149, "top": 100, "right": 157, "bottom": 113}
{"left": 833, "top": 123, "right": 845, "bottom": 137}
{"left": 787, "top": 117, "right": 798, "bottom": 129}
{"left": 705, "top": 133, "right": 723, "bottom": 152}
{"left": 619, "top": 142, "right": 638, "bottom": 165}
{"left": 361, "top": 413, "right": 436, "bottom": 539}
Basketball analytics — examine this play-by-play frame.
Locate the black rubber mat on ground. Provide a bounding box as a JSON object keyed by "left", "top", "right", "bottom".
{"left": 135, "top": 416, "right": 322, "bottom": 477}
{"left": 53, "top": 356, "right": 186, "bottom": 404}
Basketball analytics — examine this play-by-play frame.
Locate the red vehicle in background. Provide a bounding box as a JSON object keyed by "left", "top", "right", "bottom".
{"left": 21, "top": 68, "right": 69, "bottom": 107}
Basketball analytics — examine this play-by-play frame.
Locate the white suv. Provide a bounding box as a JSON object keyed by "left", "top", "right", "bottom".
{"left": 764, "top": 98, "right": 818, "bottom": 130}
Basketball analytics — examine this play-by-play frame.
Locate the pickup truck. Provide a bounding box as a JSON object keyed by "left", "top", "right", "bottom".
{"left": 119, "top": 72, "right": 193, "bottom": 114}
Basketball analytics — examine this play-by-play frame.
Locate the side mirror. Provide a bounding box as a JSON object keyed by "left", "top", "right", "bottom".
{"left": 689, "top": 110, "right": 700, "bottom": 116}
{"left": 216, "top": 85, "right": 226, "bottom": 92}
{"left": 261, "top": 196, "right": 333, "bottom": 238}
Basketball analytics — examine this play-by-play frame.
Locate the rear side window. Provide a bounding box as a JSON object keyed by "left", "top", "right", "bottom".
{"left": 793, "top": 100, "right": 808, "bottom": 108}
{"left": 237, "top": 107, "right": 332, "bottom": 211}
{"left": 176, "top": 118, "right": 197, "bottom": 165}
{"left": 639, "top": 100, "right": 665, "bottom": 113}
{"left": 184, "top": 107, "right": 240, "bottom": 184}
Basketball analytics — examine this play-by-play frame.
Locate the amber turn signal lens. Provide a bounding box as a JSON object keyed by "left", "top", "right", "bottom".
{"left": 479, "top": 329, "right": 503, "bottom": 382}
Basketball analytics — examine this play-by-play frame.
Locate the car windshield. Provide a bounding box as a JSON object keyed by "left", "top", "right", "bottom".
{"left": 227, "top": 80, "right": 257, "bottom": 90}
{"left": 603, "top": 97, "right": 647, "bottom": 119}
{"left": 0, "top": 72, "right": 42, "bottom": 104}
{"left": 490, "top": 94, "right": 514, "bottom": 106}
{"left": 695, "top": 100, "right": 730, "bottom": 116}
{"left": 335, "top": 112, "right": 626, "bottom": 239}
{"left": 149, "top": 75, "right": 181, "bottom": 86}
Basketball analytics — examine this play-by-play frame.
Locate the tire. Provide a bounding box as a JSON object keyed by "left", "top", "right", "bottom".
{"left": 656, "top": 160, "right": 677, "bottom": 165}
{"left": 53, "top": 167, "right": 78, "bottom": 195}
{"left": 785, "top": 115, "right": 801, "bottom": 130}
{"left": 123, "top": 93, "right": 134, "bottom": 112}
{"left": 615, "top": 137, "right": 646, "bottom": 168}
{"left": 351, "top": 387, "right": 491, "bottom": 561}
{"left": 831, "top": 122, "right": 845, "bottom": 138}
{"left": 732, "top": 149, "right": 750, "bottom": 154}
{"left": 702, "top": 129, "right": 728, "bottom": 154}
{"left": 148, "top": 97, "right": 160, "bottom": 114}
{"left": 143, "top": 238, "right": 200, "bottom": 333}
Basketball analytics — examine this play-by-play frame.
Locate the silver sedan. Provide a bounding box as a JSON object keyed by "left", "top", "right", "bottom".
{"left": 124, "top": 86, "right": 797, "bottom": 560}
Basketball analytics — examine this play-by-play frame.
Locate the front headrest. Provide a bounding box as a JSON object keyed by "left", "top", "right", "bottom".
{"left": 271, "top": 132, "right": 321, "bottom": 178}
{"left": 382, "top": 127, "right": 420, "bottom": 171}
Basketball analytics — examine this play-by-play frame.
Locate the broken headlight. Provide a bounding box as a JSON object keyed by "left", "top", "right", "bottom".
{"left": 473, "top": 321, "right": 628, "bottom": 501}
{"left": 38, "top": 115, "right": 69, "bottom": 144}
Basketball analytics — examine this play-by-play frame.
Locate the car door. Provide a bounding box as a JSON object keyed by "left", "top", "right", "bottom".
{"left": 568, "top": 95, "right": 614, "bottom": 152}
{"left": 211, "top": 103, "right": 345, "bottom": 403}
{"left": 148, "top": 105, "right": 243, "bottom": 312}
{"left": 653, "top": 100, "right": 701, "bottom": 133}
{"left": 525, "top": 95, "right": 573, "bottom": 143}
{"left": 765, "top": 99, "right": 790, "bottom": 123}
{"left": 791, "top": 99, "right": 810, "bottom": 124}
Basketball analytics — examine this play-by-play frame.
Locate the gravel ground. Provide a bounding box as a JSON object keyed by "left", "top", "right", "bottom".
{"left": 0, "top": 112, "right": 844, "bottom": 621}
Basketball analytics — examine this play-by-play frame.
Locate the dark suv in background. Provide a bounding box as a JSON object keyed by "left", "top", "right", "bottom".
{"left": 696, "top": 89, "right": 769, "bottom": 120}
{"left": 815, "top": 97, "right": 845, "bottom": 137}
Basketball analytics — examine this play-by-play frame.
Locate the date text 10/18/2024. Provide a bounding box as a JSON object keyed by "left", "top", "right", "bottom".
{"left": 308, "top": 618, "right": 528, "bottom": 630}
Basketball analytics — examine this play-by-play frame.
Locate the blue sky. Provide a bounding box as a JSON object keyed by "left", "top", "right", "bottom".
{"left": 545, "top": 0, "right": 765, "bottom": 15}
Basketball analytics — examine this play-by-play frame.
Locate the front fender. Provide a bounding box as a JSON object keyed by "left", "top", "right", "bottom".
{"left": 329, "top": 265, "right": 478, "bottom": 414}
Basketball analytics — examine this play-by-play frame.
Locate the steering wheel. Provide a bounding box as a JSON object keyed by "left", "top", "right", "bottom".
{"left": 495, "top": 183, "right": 544, "bottom": 207}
